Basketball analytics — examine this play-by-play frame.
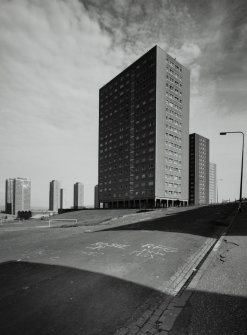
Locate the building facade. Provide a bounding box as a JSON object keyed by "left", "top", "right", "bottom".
{"left": 189, "top": 133, "right": 209, "bottom": 205}
{"left": 94, "top": 184, "right": 99, "bottom": 209}
{"left": 49, "top": 180, "right": 60, "bottom": 212}
{"left": 60, "top": 188, "right": 63, "bottom": 210}
{"left": 209, "top": 162, "right": 217, "bottom": 203}
{"left": 5, "top": 178, "right": 14, "bottom": 214}
{"left": 5, "top": 178, "right": 31, "bottom": 215}
{"left": 74, "top": 182, "right": 84, "bottom": 209}
{"left": 98, "top": 45, "right": 190, "bottom": 208}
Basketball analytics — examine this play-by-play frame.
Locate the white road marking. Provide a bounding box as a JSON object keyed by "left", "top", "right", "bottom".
{"left": 82, "top": 242, "right": 178, "bottom": 260}
{"left": 86, "top": 242, "right": 130, "bottom": 250}
{"left": 131, "top": 244, "right": 178, "bottom": 260}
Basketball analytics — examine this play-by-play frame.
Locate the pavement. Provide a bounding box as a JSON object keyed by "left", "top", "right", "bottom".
{"left": 0, "top": 203, "right": 244, "bottom": 335}
{"left": 168, "top": 202, "right": 247, "bottom": 335}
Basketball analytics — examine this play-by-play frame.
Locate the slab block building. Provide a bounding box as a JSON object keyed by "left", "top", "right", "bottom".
{"left": 5, "top": 177, "right": 31, "bottom": 215}
{"left": 49, "top": 180, "right": 60, "bottom": 212}
{"left": 94, "top": 184, "right": 99, "bottom": 209}
{"left": 74, "top": 182, "right": 84, "bottom": 209}
{"left": 189, "top": 133, "right": 209, "bottom": 205}
{"left": 60, "top": 188, "right": 63, "bottom": 210}
{"left": 98, "top": 46, "right": 190, "bottom": 208}
{"left": 209, "top": 162, "right": 217, "bottom": 203}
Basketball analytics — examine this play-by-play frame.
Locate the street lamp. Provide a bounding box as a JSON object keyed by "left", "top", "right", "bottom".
{"left": 220, "top": 131, "right": 245, "bottom": 211}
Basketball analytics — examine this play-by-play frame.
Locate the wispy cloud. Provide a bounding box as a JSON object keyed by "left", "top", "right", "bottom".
{"left": 80, "top": 0, "right": 247, "bottom": 116}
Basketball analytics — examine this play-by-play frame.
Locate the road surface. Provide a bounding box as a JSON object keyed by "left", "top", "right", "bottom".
{"left": 0, "top": 204, "right": 236, "bottom": 335}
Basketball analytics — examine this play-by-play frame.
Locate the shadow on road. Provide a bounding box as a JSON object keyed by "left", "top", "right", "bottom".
{"left": 0, "top": 258, "right": 247, "bottom": 335}
{"left": 170, "top": 288, "right": 247, "bottom": 335}
{"left": 98, "top": 204, "right": 237, "bottom": 238}
{"left": 227, "top": 202, "right": 247, "bottom": 237}
{"left": 0, "top": 261, "right": 164, "bottom": 335}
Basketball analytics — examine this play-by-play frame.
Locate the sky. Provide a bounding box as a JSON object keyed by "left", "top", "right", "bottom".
{"left": 0, "top": 0, "right": 246, "bottom": 208}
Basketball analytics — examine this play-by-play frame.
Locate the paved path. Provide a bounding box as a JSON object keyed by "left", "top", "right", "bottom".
{"left": 169, "top": 202, "right": 247, "bottom": 335}
{"left": 0, "top": 204, "right": 236, "bottom": 335}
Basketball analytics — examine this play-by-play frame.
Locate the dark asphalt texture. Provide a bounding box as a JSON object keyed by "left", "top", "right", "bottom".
{"left": 0, "top": 261, "right": 161, "bottom": 335}
{"left": 0, "top": 203, "right": 237, "bottom": 335}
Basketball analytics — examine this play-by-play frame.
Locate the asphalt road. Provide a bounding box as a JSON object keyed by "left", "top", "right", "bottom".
{"left": 0, "top": 204, "right": 236, "bottom": 335}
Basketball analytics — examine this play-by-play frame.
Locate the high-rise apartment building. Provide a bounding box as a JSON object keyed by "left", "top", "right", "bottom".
{"left": 49, "top": 180, "right": 60, "bottom": 212}
{"left": 5, "top": 178, "right": 31, "bottom": 215}
{"left": 209, "top": 162, "right": 217, "bottom": 203}
{"left": 5, "top": 178, "right": 14, "bottom": 214}
{"left": 94, "top": 184, "right": 99, "bottom": 209}
{"left": 60, "top": 188, "right": 63, "bottom": 209}
{"left": 189, "top": 134, "right": 209, "bottom": 205}
{"left": 74, "top": 182, "right": 84, "bottom": 209}
{"left": 98, "top": 46, "right": 190, "bottom": 208}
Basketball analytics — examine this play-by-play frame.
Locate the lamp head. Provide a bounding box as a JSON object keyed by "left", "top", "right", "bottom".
{"left": 220, "top": 132, "right": 227, "bottom": 135}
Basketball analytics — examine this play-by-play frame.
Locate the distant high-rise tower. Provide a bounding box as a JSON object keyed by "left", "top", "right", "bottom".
{"left": 189, "top": 134, "right": 209, "bottom": 205}
{"left": 5, "top": 178, "right": 14, "bottom": 214}
{"left": 94, "top": 184, "right": 99, "bottom": 209}
{"left": 60, "top": 188, "right": 63, "bottom": 210}
{"left": 98, "top": 45, "right": 190, "bottom": 208}
{"left": 209, "top": 162, "right": 217, "bottom": 203}
{"left": 5, "top": 178, "right": 31, "bottom": 215}
{"left": 74, "top": 182, "right": 84, "bottom": 209}
{"left": 49, "top": 180, "right": 60, "bottom": 212}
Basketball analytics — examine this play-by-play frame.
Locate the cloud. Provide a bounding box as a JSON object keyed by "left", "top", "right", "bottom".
{"left": 0, "top": 0, "right": 246, "bottom": 206}
{"left": 80, "top": 0, "right": 196, "bottom": 52}
{"left": 80, "top": 0, "right": 247, "bottom": 116}
{"left": 0, "top": 0, "right": 127, "bottom": 206}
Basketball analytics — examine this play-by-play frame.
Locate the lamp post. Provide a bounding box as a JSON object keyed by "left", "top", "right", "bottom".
{"left": 220, "top": 131, "right": 245, "bottom": 211}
